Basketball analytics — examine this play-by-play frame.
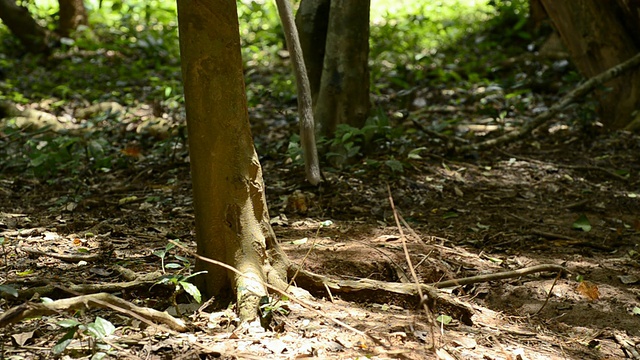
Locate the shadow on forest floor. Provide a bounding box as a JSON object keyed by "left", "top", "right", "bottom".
{"left": 1, "top": 123, "right": 639, "bottom": 358}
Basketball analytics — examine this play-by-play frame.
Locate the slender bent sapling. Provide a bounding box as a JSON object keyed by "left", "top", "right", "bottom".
{"left": 274, "top": 0, "right": 321, "bottom": 185}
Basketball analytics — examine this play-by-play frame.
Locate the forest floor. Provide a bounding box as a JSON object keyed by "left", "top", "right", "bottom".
{"left": 1, "top": 113, "right": 639, "bottom": 359}
{"left": 1, "top": 14, "right": 640, "bottom": 358}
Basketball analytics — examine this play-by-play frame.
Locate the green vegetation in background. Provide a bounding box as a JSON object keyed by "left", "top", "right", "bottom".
{"left": 0, "top": 0, "right": 533, "bottom": 180}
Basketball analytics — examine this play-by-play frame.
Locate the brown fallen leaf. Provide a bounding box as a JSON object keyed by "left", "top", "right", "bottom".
{"left": 577, "top": 281, "right": 600, "bottom": 301}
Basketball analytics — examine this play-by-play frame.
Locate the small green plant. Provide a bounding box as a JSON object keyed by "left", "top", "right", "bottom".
{"left": 153, "top": 240, "right": 192, "bottom": 273}
{"left": 152, "top": 271, "right": 207, "bottom": 317}
{"left": 152, "top": 241, "right": 206, "bottom": 313}
{"left": 259, "top": 295, "right": 290, "bottom": 328}
{"left": 53, "top": 316, "right": 116, "bottom": 358}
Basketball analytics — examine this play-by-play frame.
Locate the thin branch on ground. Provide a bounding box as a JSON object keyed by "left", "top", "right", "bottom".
{"left": 457, "top": 51, "right": 640, "bottom": 153}
{"left": 20, "top": 246, "right": 102, "bottom": 262}
{"left": 10, "top": 278, "right": 158, "bottom": 300}
{"left": 0, "top": 292, "right": 187, "bottom": 332}
{"left": 532, "top": 270, "right": 562, "bottom": 316}
{"left": 431, "top": 264, "right": 569, "bottom": 289}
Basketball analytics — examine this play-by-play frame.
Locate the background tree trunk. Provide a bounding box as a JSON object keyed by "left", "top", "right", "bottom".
{"left": 177, "top": 0, "right": 288, "bottom": 322}
{"left": 0, "top": 0, "right": 52, "bottom": 53}
{"left": 295, "top": 0, "right": 330, "bottom": 105}
{"left": 58, "top": 0, "right": 88, "bottom": 37}
{"left": 314, "top": 0, "right": 370, "bottom": 137}
{"left": 540, "top": 0, "right": 640, "bottom": 130}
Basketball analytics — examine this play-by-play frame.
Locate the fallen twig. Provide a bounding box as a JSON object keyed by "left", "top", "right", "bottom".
{"left": 0, "top": 292, "right": 187, "bottom": 332}
{"left": 431, "top": 264, "right": 569, "bottom": 289}
{"left": 8, "top": 278, "right": 158, "bottom": 301}
{"left": 20, "top": 246, "right": 102, "bottom": 263}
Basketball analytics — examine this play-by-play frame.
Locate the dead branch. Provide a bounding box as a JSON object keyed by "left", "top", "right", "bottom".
{"left": 9, "top": 278, "right": 158, "bottom": 301}
{"left": 457, "top": 51, "right": 640, "bottom": 153}
{"left": 431, "top": 264, "right": 569, "bottom": 289}
{"left": 0, "top": 293, "right": 187, "bottom": 332}
{"left": 20, "top": 246, "right": 102, "bottom": 263}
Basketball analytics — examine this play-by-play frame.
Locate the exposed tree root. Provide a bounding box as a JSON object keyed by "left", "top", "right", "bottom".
{"left": 0, "top": 293, "right": 187, "bottom": 332}
{"left": 289, "top": 265, "right": 475, "bottom": 325}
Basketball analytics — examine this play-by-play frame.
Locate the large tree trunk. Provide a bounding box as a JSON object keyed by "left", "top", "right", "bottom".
{"left": 314, "top": 0, "right": 371, "bottom": 137}
{"left": 0, "top": 0, "right": 52, "bottom": 53}
{"left": 58, "top": 0, "right": 88, "bottom": 37}
{"left": 295, "top": 0, "right": 330, "bottom": 105}
{"left": 540, "top": 0, "right": 640, "bottom": 130}
{"left": 176, "top": 0, "right": 289, "bottom": 322}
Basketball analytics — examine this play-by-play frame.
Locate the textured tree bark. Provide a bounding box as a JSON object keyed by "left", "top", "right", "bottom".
{"left": 0, "top": 0, "right": 52, "bottom": 53}
{"left": 295, "top": 0, "right": 330, "bottom": 104}
{"left": 540, "top": 0, "right": 640, "bottom": 130}
{"left": 314, "top": 0, "right": 371, "bottom": 137}
{"left": 58, "top": 0, "right": 88, "bottom": 37}
{"left": 176, "top": 0, "right": 288, "bottom": 322}
{"left": 275, "top": 0, "right": 321, "bottom": 185}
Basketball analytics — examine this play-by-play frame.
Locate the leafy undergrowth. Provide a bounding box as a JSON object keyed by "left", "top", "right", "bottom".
{"left": 1, "top": 1, "right": 640, "bottom": 359}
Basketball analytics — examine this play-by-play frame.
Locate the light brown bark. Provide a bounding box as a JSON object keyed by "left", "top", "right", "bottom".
{"left": 275, "top": 0, "right": 321, "bottom": 185}
{"left": 58, "top": 0, "right": 88, "bottom": 37}
{"left": 314, "top": 0, "right": 371, "bottom": 137}
{"left": 540, "top": 0, "right": 640, "bottom": 130}
{"left": 176, "top": 0, "right": 288, "bottom": 321}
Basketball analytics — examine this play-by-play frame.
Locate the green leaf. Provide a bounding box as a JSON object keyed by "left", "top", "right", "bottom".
{"left": 16, "top": 269, "right": 33, "bottom": 276}
{"left": 183, "top": 271, "right": 208, "bottom": 281}
{"left": 0, "top": 284, "right": 18, "bottom": 298}
{"left": 52, "top": 338, "right": 73, "bottom": 355}
{"left": 442, "top": 211, "right": 458, "bottom": 219}
{"left": 52, "top": 327, "right": 77, "bottom": 354}
{"left": 633, "top": 306, "right": 640, "bottom": 315}
{"left": 384, "top": 159, "right": 404, "bottom": 172}
{"left": 57, "top": 319, "right": 81, "bottom": 328}
{"left": 165, "top": 263, "right": 182, "bottom": 269}
{"left": 87, "top": 317, "right": 115, "bottom": 339}
{"left": 436, "top": 314, "right": 452, "bottom": 325}
{"left": 91, "top": 352, "right": 108, "bottom": 360}
{"left": 572, "top": 214, "right": 592, "bottom": 232}
{"left": 179, "top": 281, "right": 202, "bottom": 303}
{"left": 408, "top": 147, "right": 427, "bottom": 160}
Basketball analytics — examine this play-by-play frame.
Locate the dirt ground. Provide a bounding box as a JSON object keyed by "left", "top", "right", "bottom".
{"left": 1, "top": 121, "right": 639, "bottom": 359}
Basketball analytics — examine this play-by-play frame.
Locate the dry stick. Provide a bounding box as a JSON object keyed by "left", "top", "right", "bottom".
{"left": 387, "top": 185, "right": 437, "bottom": 351}
{"left": 169, "top": 240, "right": 386, "bottom": 347}
{"left": 431, "top": 264, "right": 569, "bottom": 289}
{"left": 286, "top": 224, "right": 323, "bottom": 291}
{"left": 458, "top": 51, "right": 640, "bottom": 153}
{"left": 0, "top": 293, "right": 185, "bottom": 332}
{"left": 20, "top": 246, "right": 102, "bottom": 262}
{"left": 532, "top": 270, "right": 562, "bottom": 316}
